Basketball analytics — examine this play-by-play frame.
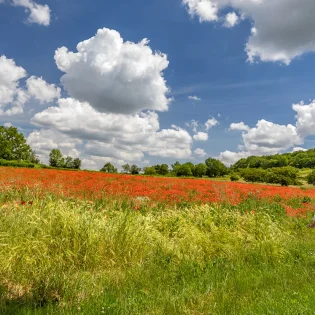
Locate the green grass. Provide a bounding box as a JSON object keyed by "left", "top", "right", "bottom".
{"left": 1, "top": 193, "right": 315, "bottom": 314}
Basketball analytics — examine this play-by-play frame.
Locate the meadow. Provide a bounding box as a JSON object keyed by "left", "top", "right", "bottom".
{"left": 1, "top": 167, "right": 315, "bottom": 314}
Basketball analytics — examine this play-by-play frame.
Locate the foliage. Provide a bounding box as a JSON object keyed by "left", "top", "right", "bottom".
{"left": 0, "top": 126, "right": 39, "bottom": 163}
{"left": 240, "top": 166, "right": 299, "bottom": 186}
{"left": 0, "top": 159, "right": 35, "bottom": 168}
{"left": 131, "top": 165, "right": 141, "bottom": 175}
{"left": 153, "top": 164, "right": 169, "bottom": 176}
{"left": 143, "top": 166, "right": 156, "bottom": 176}
{"left": 232, "top": 149, "right": 315, "bottom": 170}
{"left": 230, "top": 174, "right": 240, "bottom": 181}
{"left": 307, "top": 170, "right": 315, "bottom": 185}
{"left": 122, "top": 164, "right": 131, "bottom": 174}
{"left": 193, "top": 163, "right": 207, "bottom": 177}
{"left": 100, "top": 162, "right": 117, "bottom": 173}
{"left": 49, "top": 149, "right": 81, "bottom": 169}
{"left": 176, "top": 163, "right": 193, "bottom": 177}
{"left": 205, "top": 158, "right": 228, "bottom": 177}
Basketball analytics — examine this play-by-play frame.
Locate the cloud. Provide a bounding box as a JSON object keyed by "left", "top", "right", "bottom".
{"left": 182, "top": 0, "right": 218, "bottom": 22}
{"left": 27, "top": 129, "right": 82, "bottom": 164}
{"left": 0, "top": 55, "right": 60, "bottom": 116}
{"left": 26, "top": 76, "right": 61, "bottom": 104}
{"left": 188, "top": 95, "right": 201, "bottom": 101}
{"left": 221, "top": 101, "right": 315, "bottom": 165}
{"left": 193, "top": 132, "right": 208, "bottom": 141}
{"left": 219, "top": 150, "right": 250, "bottom": 166}
{"left": 31, "top": 98, "right": 193, "bottom": 161}
{"left": 292, "top": 147, "right": 307, "bottom": 152}
{"left": 224, "top": 12, "right": 239, "bottom": 28}
{"left": 229, "top": 122, "right": 250, "bottom": 132}
{"left": 182, "top": 0, "right": 315, "bottom": 64}
{"left": 0, "top": 55, "right": 28, "bottom": 115}
{"left": 205, "top": 117, "right": 218, "bottom": 131}
{"left": 11, "top": 0, "right": 50, "bottom": 26}
{"left": 293, "top": 100, "right": 315, "bottom": 138}
{"left": 194, "top": 148, "right": 207, "bottom": 157}
{"left": 54, "top": 28, "right": 171, "bottom": 115}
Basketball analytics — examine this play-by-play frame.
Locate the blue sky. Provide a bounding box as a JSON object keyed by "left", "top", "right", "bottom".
{"left": 1, "top": 0, "right": 315, "bottom": 169}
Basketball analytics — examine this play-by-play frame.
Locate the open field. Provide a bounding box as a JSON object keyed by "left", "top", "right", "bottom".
{"left": 1, "top": 167, "right": 315, "bottom": 314}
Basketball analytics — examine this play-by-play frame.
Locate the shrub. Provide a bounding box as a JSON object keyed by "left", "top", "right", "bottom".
{"left": 307, "top": 170, "right": 315, "bottom": 185}
{"left": 230, "top": 174, "right": 240, "bottom": 181}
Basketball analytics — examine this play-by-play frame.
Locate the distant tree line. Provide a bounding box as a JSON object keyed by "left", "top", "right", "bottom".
{"left": 231, "top": 149, "right": 315, "bottom": 170}
{"left": 49, "top": 149, "right": 81, "bottom": 169}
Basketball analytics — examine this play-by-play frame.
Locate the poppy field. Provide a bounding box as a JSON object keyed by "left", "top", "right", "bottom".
{"left": 1, "top": 167, "right": 315, "bottom": 315}
{"left": 1, "top": 166, "right": 315, "bottom": 216}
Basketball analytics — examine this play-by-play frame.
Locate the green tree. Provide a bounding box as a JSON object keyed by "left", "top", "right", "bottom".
{"left": 176, "top": 164, "right": 193, "bottom": 177}
{"left": 64, "top": 156, "right": 74, "bottom": 169}
{"left": 205, "top": 158, "right": 228, "bottom": 177}
{"left": 49, "top": 149, "right": 64, "bottom": 168}
{"left": 307, "top": 170, "right": 315, "bottom": 185}
{"left": 144, "top": 166, "right": 156, "bottom": 176}
{"left": 154, "top": 164, "right": 169, "bottom": 176}
{"left": 100, "top": 162, "right": 117, "bottom": 173}
{"left": 0, "top": 125, "right": 38, "bottom": 162}
{"left": 72, "top": 158, "right": 82, "bottom": 170}
{"left": 131, "top": 165, "right": 141, "bottom": 175}
{"left": 193, "top": 163, "right": 207, "bottom": 177}
{"left": 122, "top": 164, "right": 131, "bottom": 174}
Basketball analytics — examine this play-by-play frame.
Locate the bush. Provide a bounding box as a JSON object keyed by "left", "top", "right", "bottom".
{"left": 0, "top": 159, "right": 35, "bottom": 168}
{"left": 230, "top": 174, "right": 240, "bottom": 181}
{"left": 307, "top": 170, "right": 315, "bottom": 185}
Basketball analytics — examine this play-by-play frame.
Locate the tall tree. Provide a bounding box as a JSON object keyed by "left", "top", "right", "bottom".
{"left": 0, "top": 126, "right": 38, "bottom": 162}
{"left": 130, "top": 165, "right": 141, "bottom": 175}
{"left": 100, "top": 162, "right": 117, "bottom": 173}
{"left": 205, "top": 158, "right": 228, "bottom": 177}
{"left": 49, "top": 149, "right": 64, "bottom": 168}
{"left": 122, "top": 164, "right": 131, "bottom": 174}
{"left": 72, "top": 158, "right": 82, "bottom": 170}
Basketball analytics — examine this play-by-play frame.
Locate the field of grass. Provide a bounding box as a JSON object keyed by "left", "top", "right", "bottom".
{"left": 1, "top": 167, "right": 315, "bottom": 314}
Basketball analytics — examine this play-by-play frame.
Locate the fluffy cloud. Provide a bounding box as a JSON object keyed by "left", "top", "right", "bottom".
{"left": 0, "top": 55, "right": 60, "bottom": 116}
{"left": 183, "top": 0, "right": 315, "bottom": 64}
{"left": 293, "top": 101, "right": 315, "bottom": 138}
{"left": 205, "top": 118, "right": 218, "bottom": 131}
{"left": 11, "top": 0, "right": 50, "bottom": 26}
{"left": 26, "top": 76, "right": 61, "bottom": 104}
{"left": 54, "top": 28, "right": 171, "bottom": 115}
{"left": 229, "top": 122, "right": 250, "bottom": 132}
{"left": 188, "top": 95, "right": 201, "bottom": 101}
{"left": 193, "top": 132, "right": 208, "bottom": 141}
{"left": 31, "top": 98, "right": 193, "bottom": 161}
{"left": 219, "top": 150, "right": 250, "bottom": 166}
{"left": 182, "top": 0, "right": 218, "bottom": 22}
{"left": 0, "top": 55, "right": 28, "bottom": 115}
{"left": 242, "top": 120, "right": 302, "bottom": 155}
{"left": 27, "top": 129, "right": 82, "bottom": 164}
{"left": 194, "top": 148, "right": 207, "bottom": 157}
{"left": 293, "top": 147, "right": 307, "bottom": 152}
{"left": 224, "top": 12, "right": 239, "bottom": 28}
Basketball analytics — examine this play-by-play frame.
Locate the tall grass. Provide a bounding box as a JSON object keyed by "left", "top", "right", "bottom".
{"left": 1, "top": 193, "right": 315, "bottom": 314}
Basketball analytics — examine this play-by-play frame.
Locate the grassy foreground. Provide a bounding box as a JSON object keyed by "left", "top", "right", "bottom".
{"left": 1, "top": 194, "right": 315, "bottom": 314}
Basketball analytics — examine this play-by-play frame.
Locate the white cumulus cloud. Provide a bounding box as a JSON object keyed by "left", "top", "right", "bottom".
{"left": 194, "top": 148, "right": 207, "bottom": 157}
{"left": 31, "top": 98, "right": 193, "bottom": 161}
{"left": 11, "top": 0, "right": 50, "bottom": 26}
{"left": 0, "top": 55, "right": 28, "bottom": 115}
{"left": 188, "top": 95, "right": 201, "bottom": 101}
{"left": 229, "top": 122, "right": 250, "bottom": 132}
{"left": 205, "top": 117, "right": 218, "bottom": 131}
{"left": 26, "top": 76, "right": 61, "bottom": 104}
{"left": 224, "top": 12, "right": 239, "bottom": 28}
{"left": 193, "top": 132, "right": 208, "bottom": 141}
{"left": 54, "top": 28, "right": 172, "bottom": 115}
{"left": 183, "top": 0, "right": 315, "bottom": 64}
